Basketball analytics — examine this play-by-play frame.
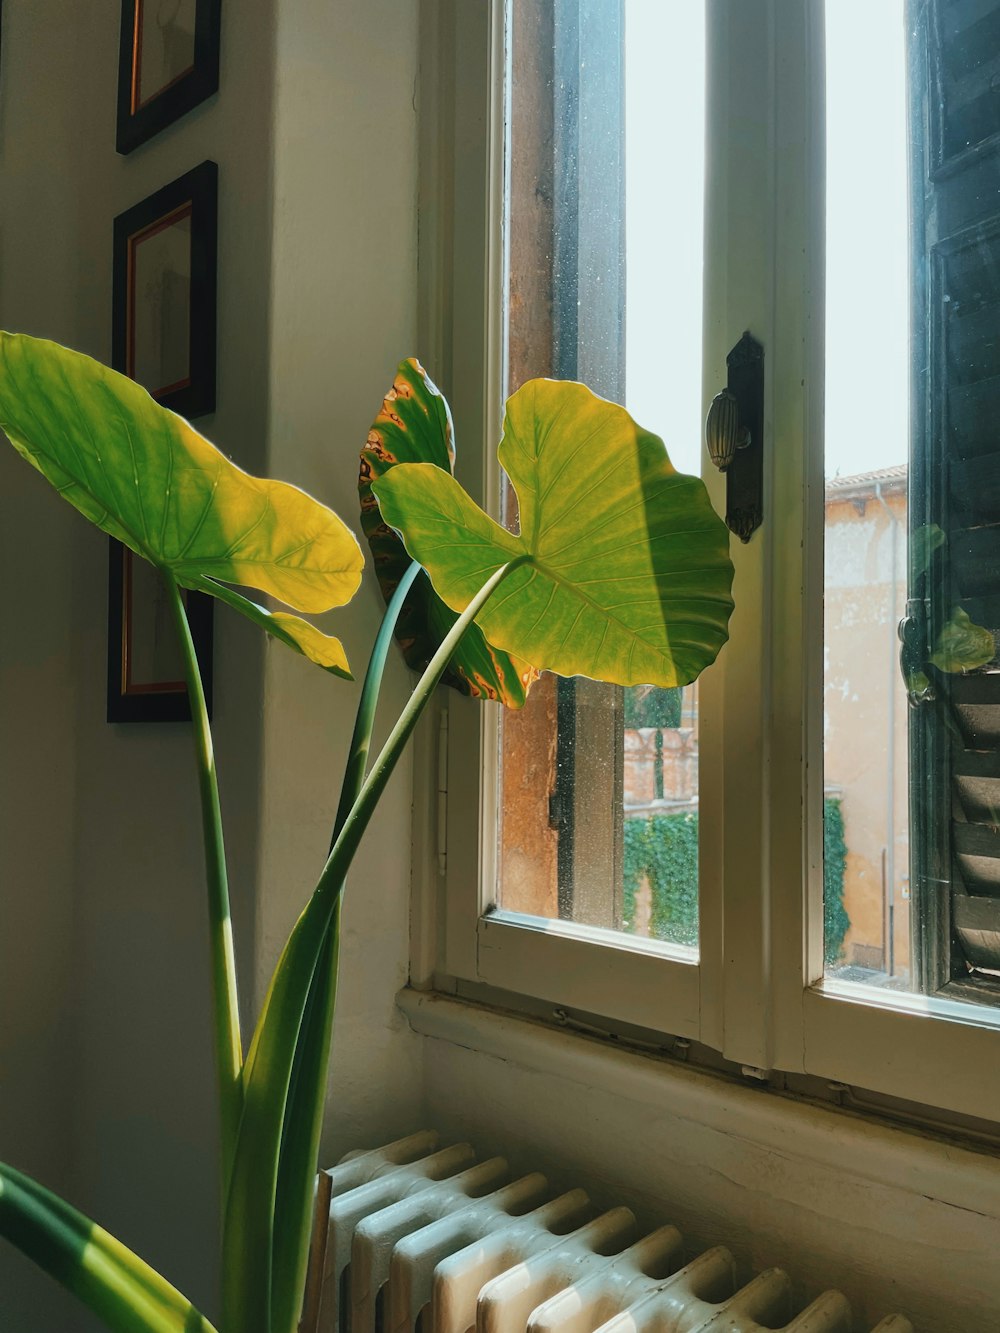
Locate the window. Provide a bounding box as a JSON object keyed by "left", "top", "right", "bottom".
{"left": 823, "top": 0, "right": 1000, "bottom": 1014}
{"left": 413, "top": 0, "right": 1000, "bottom": 1127}
{"left": 498, "top": 1, "right": 706, "bottom": 956}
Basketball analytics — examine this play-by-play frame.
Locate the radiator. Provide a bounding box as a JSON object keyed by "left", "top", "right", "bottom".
{"left": 298, "top": 1131, "right": 913, "bottom": 1333}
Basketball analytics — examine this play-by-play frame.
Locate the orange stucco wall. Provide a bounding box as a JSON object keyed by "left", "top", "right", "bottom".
{"left": 824, "top": 485, "right": 910, "bottom": 976}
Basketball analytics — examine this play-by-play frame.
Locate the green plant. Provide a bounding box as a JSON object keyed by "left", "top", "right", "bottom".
{"left": 622, "top": 811, "right": 699, "bottom": 946}
{"left": 621, "top": 796, "right": 848, "bottom": 957}
{"left": 623, "top": 685, "right": 682, "bottom": 730}
{"left": 0, "top": 335, "right": 735, "bottom": 1333}
{"left": 823, "top": 795, "right": 850, "bottom": 965}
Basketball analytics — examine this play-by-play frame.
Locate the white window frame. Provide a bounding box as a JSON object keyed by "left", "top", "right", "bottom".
{"left": 410, "top": 0, "right": 1000, "bottom": 1126}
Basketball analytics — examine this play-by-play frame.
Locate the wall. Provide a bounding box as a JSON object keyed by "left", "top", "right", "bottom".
{"left": 261, "top": 0, "right": 424, "bottom": 1166}
{"left": 0, "top": 10, "right": 83, "bottom": 1326}
{"left": 824, "top": 482, "right": 910, "bottom": 977}
{"left": 0, "top": 1, "right": 276, "bottom": 1323}
{"left": 407, "top": 992, "right": 1000, "bottom": 1333}
{"left": 0, "top": 0, "right": 423, "bottom": 1326}
{"left": 64, "top": 2, "right": 277, "bottom": 1320}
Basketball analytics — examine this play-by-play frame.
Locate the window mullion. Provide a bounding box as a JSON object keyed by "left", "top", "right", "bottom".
{"left": 698, "top": 0, "right": 782, "bottom": 1069}
{"left": 767, "top": 0, "right": 826, "bottom": 1075}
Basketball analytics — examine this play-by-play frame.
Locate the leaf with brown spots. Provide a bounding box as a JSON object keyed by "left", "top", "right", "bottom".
{"left": 360, "top": 359, "right": 536, "bottom": 707}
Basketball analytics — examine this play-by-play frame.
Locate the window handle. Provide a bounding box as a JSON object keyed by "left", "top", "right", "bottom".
{"left": 898, "top": 599, "right": 936, "bottom": 707}
{"left": 706, "top": 331, "right": 765, "bottom": 543}
{"left": 705, "top": 389, "right": 750, "bottom": 471}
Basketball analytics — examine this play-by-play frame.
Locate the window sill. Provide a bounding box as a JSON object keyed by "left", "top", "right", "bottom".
{"left": 396, "top": 986, "right": 1000, "bottom": 1220}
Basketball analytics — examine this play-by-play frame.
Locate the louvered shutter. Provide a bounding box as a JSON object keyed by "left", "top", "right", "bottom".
{"left": 909, "top": 0, "right": 1000, "bottom": 995}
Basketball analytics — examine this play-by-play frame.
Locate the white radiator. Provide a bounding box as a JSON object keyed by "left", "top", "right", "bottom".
{"left": 298, "top": 1132, "right": 913, "bottom": 1333}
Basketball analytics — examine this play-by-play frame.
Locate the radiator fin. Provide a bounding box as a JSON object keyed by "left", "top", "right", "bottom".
{"left": 299, "top": 1135, "right": 913, "bottom": 1333}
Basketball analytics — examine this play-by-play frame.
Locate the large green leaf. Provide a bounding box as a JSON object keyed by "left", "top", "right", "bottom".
{"left": 372, "top": 378, "right": 734, "bottom": 687}
{"left": 360, "top": 358, "right": 536, "bottom": 707}
{"left": 0, "top": 332, "right": 362, "bottom": 672}
{"left": 0, "top": 1162, "right": 216, "bottom": 1333}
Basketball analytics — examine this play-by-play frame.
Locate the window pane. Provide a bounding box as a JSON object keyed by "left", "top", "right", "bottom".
{"left": 497, "top": 0, "right": 706, "bottom": 952}
{"left": 824, "top": 0, "right": 911, "bottom": 988}
{"left": 824, "top": 0, "right": 1000, "bottom": 1005}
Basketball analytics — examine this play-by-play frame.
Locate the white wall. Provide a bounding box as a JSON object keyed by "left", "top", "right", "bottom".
{"left": 0, "top": 1, "right": 423, "bottom": 1326}
{"left": 260, "top": 0, "right": 424, "bottom": 1166}
{"left": 60, "top": 1, "right": 277, "bottom": 1319}
{"left": 0, "top": 0, "right": 276, "bottom": 1322}
{"left": 408, "top": 994, "right": 1000, "bottom": 1333}
{"left": 0, "top": 11, "right": 83, "bottom": 1326}
{"left": 14, "top": 6, "right": 992, "bottom": 1333}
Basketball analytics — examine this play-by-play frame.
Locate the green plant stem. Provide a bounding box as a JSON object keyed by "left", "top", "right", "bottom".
{"left": 224, "top": 557, "right": 527, "bottom": 1333}
{"left": 318, "top": 556, "right": 529, "bottom": 897}
{"left": 332, "top": 560, "right": 422, "bottom": 847}
{"left": 269, "top": 560, "right": 421, "bottom": 1333}
{"left": 164, "top": 573, "right": 243, "bottom": 1188}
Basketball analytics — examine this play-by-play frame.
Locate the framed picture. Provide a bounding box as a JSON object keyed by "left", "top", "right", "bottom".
{"left": 107, "top": 544, "right": 213, "bottom": 723}
{"left": 112, "top": 159, "right": 217, "bottom": 420}
{"left": 110, "top": 162, "right": 217, "bottom": 723}
{"left": 116, "top": 0, "right": 221, "bottom": 154}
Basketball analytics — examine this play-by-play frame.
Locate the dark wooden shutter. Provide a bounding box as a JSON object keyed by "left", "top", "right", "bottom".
{"left": 909, "top": 0, "right": 1000, "bottom": 995}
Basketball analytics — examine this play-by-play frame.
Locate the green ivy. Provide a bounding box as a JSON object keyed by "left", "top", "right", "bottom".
{"left": 623, "top": 797, "right": 850, "bottom": 958}
{"left": 624, "top": 685, "right": 682, "bottom": 729}
{"left": 823, "top": 795, "right": 850, "bottom": 964}
{"left": 623, "top": 809, "right": 699, "bottom": 946}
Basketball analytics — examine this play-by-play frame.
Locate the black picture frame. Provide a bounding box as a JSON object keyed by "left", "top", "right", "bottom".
{"left": 109, "top": 161, "right": 217, "bottom": 723}
{"left": 107, "top": 543, "right": 214, "bottom": 724}
{"left": 116, "top": 0, "right": 221, "bottom": 155}
{"left": 112, "top": 159, "right": 217, "bottom": 420}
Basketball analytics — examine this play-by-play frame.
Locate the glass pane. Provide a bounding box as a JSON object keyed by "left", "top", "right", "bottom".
{"left": 497, "top": 0, "right": 706, "bottom": 952}
{"left": 824, "top": 0, "right": 911, "bottom": 988}
{"left": 824, "top": 0, "right": 1000, "bottom": 1003}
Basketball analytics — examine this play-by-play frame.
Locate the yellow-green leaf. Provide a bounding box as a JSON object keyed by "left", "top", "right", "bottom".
{"left": 185, "top": 577, "right": 352, "bottom": 678}
{"left": 0, "top": 333, "right": 363, "bottom": 660}
{"left": 373, "top": 379, "right": 734, "bottom": 687}
{"left": 360, "top": 359, "right": 536, "bottom": 706}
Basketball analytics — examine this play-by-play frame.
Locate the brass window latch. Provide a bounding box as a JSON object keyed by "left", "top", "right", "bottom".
{"left": 706, "top": 388, "right": 750, "bottom": 471}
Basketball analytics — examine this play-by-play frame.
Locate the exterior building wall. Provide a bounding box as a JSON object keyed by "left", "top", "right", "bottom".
{"left": 622, "top": 479, "right": 910, "bottom": 980}
{"left": 823, "top": 483, "right": 910, "bottom": 976}
{"left": 624, "top": 684, "right": 699, "bottom": 813}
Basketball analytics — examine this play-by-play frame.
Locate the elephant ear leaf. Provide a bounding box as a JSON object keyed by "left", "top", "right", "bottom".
{"left": 0, "top": 332, "right": 362, "bottom": 674}
{"left": 372, "top": 378, "right": 735, "bottom": 688}
{"left": 360, "top": 358, "right": 537, "bottom": 707}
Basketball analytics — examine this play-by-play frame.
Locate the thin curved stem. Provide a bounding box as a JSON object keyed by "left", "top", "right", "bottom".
{"left": 225, "top": 559, "right": 529, "bottom": 1333}
{"left": 331, "top": 560, "right": 422, "bottom": 848}
{"left": 316, "top": 556, "right": 530, "bottom": 901}
{"left": 163, "top": 573, "right": 243, "bottom": 1189}
{"left": 270, "top": 560, "right": 422, "bottom": 1332}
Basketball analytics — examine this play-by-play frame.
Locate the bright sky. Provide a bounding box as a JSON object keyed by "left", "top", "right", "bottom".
{"left": 623, "top": 0, "right": 909, "bottom": 482}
